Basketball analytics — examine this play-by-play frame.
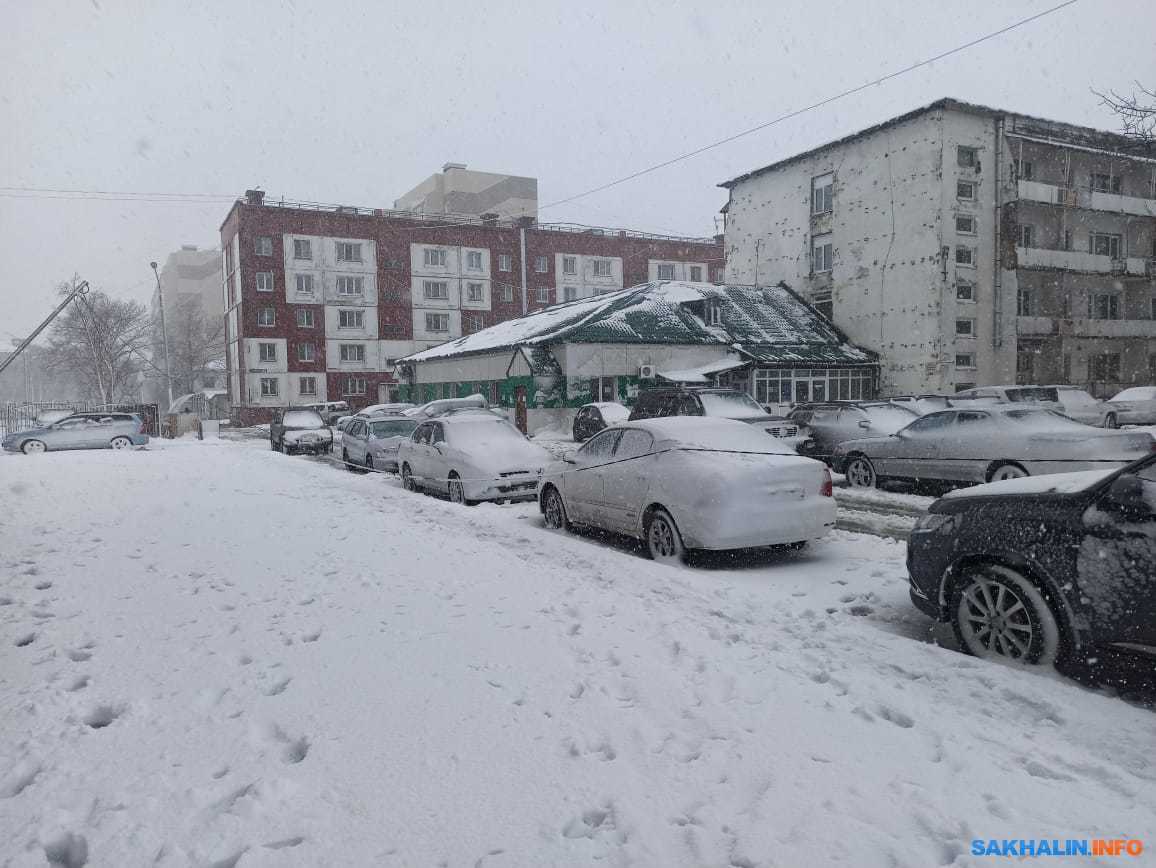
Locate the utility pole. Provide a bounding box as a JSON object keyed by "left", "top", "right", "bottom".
{"left": 0, "top": 280, "right": 90, "bottom": 379}
{"left": 150, "top": 261, "right": 174, "bottom": 410}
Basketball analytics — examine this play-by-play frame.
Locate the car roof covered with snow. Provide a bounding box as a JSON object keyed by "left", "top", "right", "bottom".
{"left": 622, "top": 417, "right": 797, "bottom": 454}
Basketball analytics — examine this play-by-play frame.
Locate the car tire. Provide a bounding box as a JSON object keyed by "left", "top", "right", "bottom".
{"left": 645, "top": 507, "right": 687, "bottom": 565}
{"left": 987, "top": 462, "right": 1028, "bottom": 483}
{"left": 845, "top": 455, "right": 877, "bottom": 489}
{"left": 365, "top": 455, "right": 374, "bottom": 474}
{"left": 281, "top": 441, "right": 291, "bottom": 455}
{"left": 951, "top": 564, "right": 1062, "bottom": 665}
{"left": 447, "top": 472, "right": 475, "bottom": 506}
{"left": 342, "top": 449, "right": 357, "bottom": 471}
{"left": 1104, "top": 412, "right": 1118, "bottom": 429}
{"left": 542, "top": 486, "right": 570, "bottom": 531}
{"left": 21, "top": 439, "right": 47, "bottom": 455}
{"left": 401, "top": 463, "right": 418, "bottom": 492}
{"left": 110, "top": 436, "right": 132, "bottom": 450}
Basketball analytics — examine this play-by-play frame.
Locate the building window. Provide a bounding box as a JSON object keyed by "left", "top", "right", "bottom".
{"left": 657, "top": 263, "right": 675, "bottom": 280}
{"left": 1016, "top": 349, "right": 1036, "bottom": 384}
{"left": 689, "top": 265, "right": 703, "bottom": 282}
{"left": 293, "top": 239, "right": 312, "bottom": 260}
{"left": 255, "top": 236, "right": 273, "bottom": 256}
{"left": 500, "top": 284, "right": 514, "bottom": 303}
{"left": 298, "top": 376, "right": 316, "bottom": 396}
{"left": 1090, "top": 353, "right": 1121, "bottom": 382}
{"left": 955, "top": 353, "right": 975, "bottom": 369}
{"left": 1060, "top": 292, "right": 1072, "bottom": 318}
{"left": 259, "top": 377, "right": 279, "bottom": 397}
{"left": 956, "top": 181, "right": 976, "bottom": 201}
{"left": 1088, "top": 293, "right": 1121, "bottom": 320}
{"left": 1149, "top": 297, "right": 1156, "bottom": 321}
{"left": 534, "top": 255, "right": 547, "bottom": 273}
{"left": 425, "top": 313, "right": 450, "bottom": 332}
{"left": 256, "top": 271, "right": 274, "bottom": 292}
{"left": 1090, "top": 173, "right": 1122, "bottom": 194}
{"left": 1089, "top": 233, "right": 1122, "bottom": 258}
{"left": 955, "top": 246, "right": 975, "bottom": 267}
{"left": 562, "top": 256, "right": 577, "bottom": 276}
{"left": 344, "top": 376, "right": 367, "bottom": 396}
{"left": 338, "top": 309, "right": 364, "bottom": 329}
{"left": 811, "top": 173, "right": 834, "bottom": 215}
{"left": 705, "top": 300, "right": 721, "bottom": 326}
{"left": 1015, "top": 159, "right": 1033, "bottom": 180}
{"left": 336, "top": 275, "right": 364, "bottom": 296}
{"left": 1017, "top": 289, "right": 1033, "bottom": 316}
{"left": 590, "top": 376, "right": 618, "bottom": 402}
{"left": 498, "top": 254, "right": 512, "bottom": 272}
{"left": 464, "top": 314, "right": 483, "bottom": 332}
{"left": 295, "top": 274, "right": 314, "bottom": 295}
{"left": 465, "top": 251, "right": 483, "bottom": 271}
{"left": 297, "top": 343, "right": 315, "bottom": 362}
{"left": 296, "top": 308, "right": 315, "bottom": 328}
{"left": 562, "top": 286, "right": 577, "bottom": 302}
{"left": 1018, "top": 225, "right": 1034, "bottom": 248}
{"left": 957, "top": 146, "right": 979, "bottom": 168}
{"left": 423, "top": 280, "right": 448, "bottom": 299}
{"left": 336, "top": 242, "right": 362, "bottom": 262}
{"left": 466, "top": 282, "right": 484, "bottom": 302}
{"left": 424, "top": 248, "right": 446, "bottom": 267}
{"left": 955, "top": 215, "right": 976, "bottom": 235}
{"left": 712, "top": 267, "right": 724, "bottom": 284}
{"left": 535, "top": 287, "right": 550, "bottom": 304}
{"left": 592, "top": 259, "right": 611, "bottom": 277}
{"left": 1063, "top": 353, "right": 1072, "bottom": 382}
{"left": 258, "top": 342, "right": 277, "bottom": 362}
{"left": 956, "top": 280, "right": 975, "bottom": 301}
{"left": 955, "top": 318, "right": 975, "bottom": 337}
{"left": 1063, "top": 229, "right": 1073, "bottom": 251}
{"left": 339, "top": 344, "right": 366, "bottom": 363}
{"left": 257, "top": 307, "right": 276, "bottom": 326}
{"left": 812, "top": 235, "right": 833, "bottom": 274}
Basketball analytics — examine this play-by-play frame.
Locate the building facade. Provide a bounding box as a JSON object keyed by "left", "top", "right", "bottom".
{"left": 394, "top": 163, "right": 538, "bottom": 221}
{"left": 220, "top": 191, "right": 723, "bottom": 422}
{"left": 721, "top": 98, "right": 1156, "bottom": 397}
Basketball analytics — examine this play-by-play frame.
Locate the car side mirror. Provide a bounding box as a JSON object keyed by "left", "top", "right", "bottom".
{"left": 433, "top": 440, "right": 446, "bottom": 452}
{"left": 563, "top": 449, "right": 578, "bottom": 464}
{"left": 858, "top": 420, "right": 871, "bottom": 429}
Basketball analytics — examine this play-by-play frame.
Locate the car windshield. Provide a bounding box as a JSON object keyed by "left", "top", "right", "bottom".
{"left": 282, "top": 410, "right": 324, "bottom": 428}
{"left": 1112, "top": 387, "right": 1156, "bottom": 402}
{"left": 697, "top": 392, "right": 766, "bottom": 418}
{"left": 371, "top": 420, "right": 418, "bottom": 437}
{"left": 1002, "top": 408, "right": 1088, "bottom": 429}
{"left": 1057, "top": 390, "right": 1099, "bottom": 408}
{"left": 1005, "top": 387, "right": 1058, "bottom": 403}
{"left": 862, "top": 406, "right": 918, "bottom": 430}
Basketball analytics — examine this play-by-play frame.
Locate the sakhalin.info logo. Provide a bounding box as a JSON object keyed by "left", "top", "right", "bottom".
{"left": 971, "top": 839, "right": 1144, "bottom": 857}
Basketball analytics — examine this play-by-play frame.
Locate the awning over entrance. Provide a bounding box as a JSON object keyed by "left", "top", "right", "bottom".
{"left": 657, "top": 357, "right": 747, "bottom": 384}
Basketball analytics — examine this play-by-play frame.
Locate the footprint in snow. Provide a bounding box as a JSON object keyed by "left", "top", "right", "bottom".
{"left": 14, "top": 632, "right": 36, "bottom": 647}
{"left": 42, "top": 831, "right": 88, "bottom": 868}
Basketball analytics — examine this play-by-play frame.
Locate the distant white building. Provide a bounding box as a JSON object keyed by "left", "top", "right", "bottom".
{"left": 721, "top": 98, "right": 1156, "bottom": 397}
{"left": 394, "top": 163, "right": 538, "bottom": 221}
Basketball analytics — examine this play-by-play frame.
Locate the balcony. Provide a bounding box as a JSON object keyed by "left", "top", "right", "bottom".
{"left": 1016, "top": 316, "right": 1055, "bottom": 336}
{"left": 1060, "top": 318, "right": 1156, "bottom": 339}
{"left": 1016, "top": 180, "right": 1156, "bottom": 217}
{"left": 1015, "top": 247, "right": 1151, "bottom": 276}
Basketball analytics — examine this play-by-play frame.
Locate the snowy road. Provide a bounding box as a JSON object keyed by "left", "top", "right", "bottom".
{"left": 2, "top": 440, "right": 1154, "bottom": 867}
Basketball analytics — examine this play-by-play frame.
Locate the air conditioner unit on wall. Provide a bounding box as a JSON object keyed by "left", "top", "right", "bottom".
{"left": 639, "top": 364, "right": 656, "bottom": 380}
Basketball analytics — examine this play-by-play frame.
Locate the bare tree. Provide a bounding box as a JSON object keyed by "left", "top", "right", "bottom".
{"left": 159, "top": 296, "right": 225, "bottom": 395}
{"left": 44, "top": 282, "right": 150, "bottom": 404}
{"left": 1093, "top": 82, "right": 1156, "bottom": 147}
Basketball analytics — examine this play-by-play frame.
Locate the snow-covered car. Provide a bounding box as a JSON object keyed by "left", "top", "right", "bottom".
{"left": 32, "top": 407, "right": 77, "bottom": 427}
{"left": 340, "top": 416, "right": 419, "bottom": 473}
{"left": 2, "top": 412, "right": 148, "bottom": 454}
{"left": 832, "top": 405, "right": 1154, "bottom": 488}
{"left": 539, "top": 417, "right": 835, "bottom": 563}
{"left": 951, "top": 385, "right": 1065, "bottom": 414}
{"left": 357, "top": 402, "right": 415, "bottom": 416}
{"left": 1052, "top": 386, "right": 1107, "bottom": 426}
{"left": 907, "top": 453, "right": 1156, "bottom": 666}
{"left": 788, "top": 401, "right": 918, "bottom": 463}
{"left": 1104, "top": 386, "right": 1156, "bottom": 427}
{"left": 270, "top": 409, "right": 333, "bottom": 455}
{"left": 299, "top": 401, "right": 350, "bottom": 426}
{"left": 572, "top": 402, "right": 629, "bottom": 442}
{"left": 404, "top": 394, "right": 489, "bottom": 420}
{"left": 628, "top": 388, "right": 808, "bottom": 450}
{"left": 885, "top": 395, "right": 951, "bottom": 416}
{"left": 398, "top": 414, "right": 551, "bottom": 504}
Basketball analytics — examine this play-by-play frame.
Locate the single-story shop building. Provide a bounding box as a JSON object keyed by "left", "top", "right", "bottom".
{"left": 396, "top": 281, "right": 878, "bottom": 430}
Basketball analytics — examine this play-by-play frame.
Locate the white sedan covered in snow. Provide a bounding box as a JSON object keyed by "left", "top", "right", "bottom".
{"left": 538, "top": 417, "right": 836, "bottom": 563}
{"left": 398, "top": 414, "right": 552, "bottom": 504}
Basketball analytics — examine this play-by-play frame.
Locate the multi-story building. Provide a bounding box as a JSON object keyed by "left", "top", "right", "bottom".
{"left": 394, "top": 163, "right": 538, "bottom": 221}
{"left": 220, "top": 190, "right": 723, "bottom": 422}
{"left": 721, "top": 98, "right": 1156, "bottom": 397}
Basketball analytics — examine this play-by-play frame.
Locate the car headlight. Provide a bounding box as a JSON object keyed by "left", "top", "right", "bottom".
{"left": 913, "top": 513, "right": 953, "bottom": 533}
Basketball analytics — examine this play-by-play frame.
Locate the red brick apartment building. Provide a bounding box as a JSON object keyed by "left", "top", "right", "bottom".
{"left": 220, "top": 190, "right": 723, "bottom": 423}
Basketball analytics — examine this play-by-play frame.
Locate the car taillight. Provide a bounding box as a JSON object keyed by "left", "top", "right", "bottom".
{"left": 820, "top": 468, "right": 833, "bottom": 497}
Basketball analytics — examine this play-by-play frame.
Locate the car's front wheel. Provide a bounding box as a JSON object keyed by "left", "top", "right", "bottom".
{"left": 400, "top": 463, "right": 418, "bottom": 492}
{"left": 447, "top": 472, "right": 474, "bottom": 506}
{"left": 987, "top": 462, "right": 1028, "bottom": 482}
{"left": 21, "top": 439, "right": 46, "bottom": 455}
{"left": 951, "top": 564, "right": 1061, "bottom": 665}
{"left": 844, "top": 455, "right": 877, "bottom": 488}
{"left": 645, "top": 507, "right": 687, "bottom": 565}
{"left": 542, "top": 486, "right": 570, "bottom": 531}
{"left": 110, "top": 436, "right": 132, "bottom": 450}
{"left": 365, "top": 455, "right": 374, "bottom": 473}
{"left": 1104, "top": 412, "right": 1118, "bottom": 429}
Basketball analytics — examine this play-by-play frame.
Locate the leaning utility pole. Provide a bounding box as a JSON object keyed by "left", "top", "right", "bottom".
{"left": 150, "top": 261, "right": 174, "bottom": 410}
{"left": 0, "top": 280, "right": 91, "bottom": 378}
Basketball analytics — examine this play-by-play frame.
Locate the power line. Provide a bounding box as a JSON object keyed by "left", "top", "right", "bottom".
{"left": 0, "top": 185, "right": 232, "bottom": 198}
{"left": 537, "top": 0, "right": 1081, "bottom": 211}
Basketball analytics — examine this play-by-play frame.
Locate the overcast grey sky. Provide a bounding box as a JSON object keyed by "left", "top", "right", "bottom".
{"left": 1, "top": 0, "right": 1151, "bottom": 337}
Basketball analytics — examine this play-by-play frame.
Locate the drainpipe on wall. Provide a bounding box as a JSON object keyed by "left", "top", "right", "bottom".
{"left": 519, "top": 226, "right": 529, "bottom": 315}
{"left": 993, "top": 117, "right": 1004, "bottom": 354}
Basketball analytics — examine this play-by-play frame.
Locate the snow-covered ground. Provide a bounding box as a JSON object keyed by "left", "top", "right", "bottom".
{"left": 2, "top": 440, "right": 1154, "bottom": 867}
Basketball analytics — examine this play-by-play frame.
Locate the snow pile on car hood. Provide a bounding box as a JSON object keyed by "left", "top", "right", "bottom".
{"left": 942, "top": 469, "right": 1117, "bottom": 500}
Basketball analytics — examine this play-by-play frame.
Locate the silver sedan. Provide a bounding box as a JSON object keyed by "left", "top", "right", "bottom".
{"left": 340, "top": 417, "right": 418, "bottom": 472}
{"left": 832, "top": 406, "right": 1153, "bottom": 487}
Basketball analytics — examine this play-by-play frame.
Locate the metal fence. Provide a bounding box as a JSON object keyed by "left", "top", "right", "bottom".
{"left": 2, "top": 401, "right": 160, "bottom": 436}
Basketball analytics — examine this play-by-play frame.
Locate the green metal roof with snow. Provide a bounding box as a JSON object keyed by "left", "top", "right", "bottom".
{"left": 401, "top": 281, "right": 875, "bottom": 367}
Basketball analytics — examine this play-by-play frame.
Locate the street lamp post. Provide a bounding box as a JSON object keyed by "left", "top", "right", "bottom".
{"left": 150, "top": 261, "right": 174, "bottom": 410}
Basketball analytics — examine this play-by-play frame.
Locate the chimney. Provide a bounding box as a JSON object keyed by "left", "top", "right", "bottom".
{"left": 442, "top": 162, "right": 467, "bottom": 173}
{"left": 245, "top": 189, "right": 265, "bottom": 205}
{"left": 181, "top": 244, "right": 199, "bottom": 251}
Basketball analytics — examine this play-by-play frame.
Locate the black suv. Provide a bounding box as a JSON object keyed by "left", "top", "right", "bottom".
{"left": 628, "top": 388, "right": 802, "bottom": 442}
{"left": 907, "top": 453, "right": 1156, "bottom": 666}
